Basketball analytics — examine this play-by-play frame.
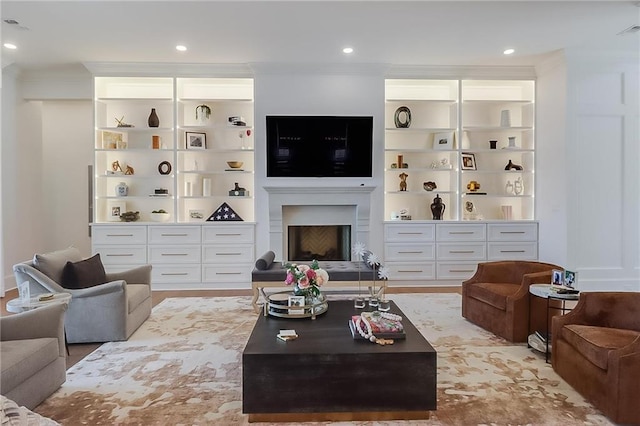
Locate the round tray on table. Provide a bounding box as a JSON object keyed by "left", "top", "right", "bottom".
{"left": 265, "top": 290, "right": 328, "bottom": 320}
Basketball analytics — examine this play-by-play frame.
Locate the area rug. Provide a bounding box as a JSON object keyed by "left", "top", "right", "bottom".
{"left": 35, "top": 294, "right": 612, "bottom": 425}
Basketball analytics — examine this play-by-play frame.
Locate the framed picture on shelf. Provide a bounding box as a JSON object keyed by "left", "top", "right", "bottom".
{"left": 185, "top": 132, "right": 206, "bottom": 150}
{"left": 107, "top": 200, "right": 126, "bottom": 222}
{"left": 461, "top": 152, "right": 477, "bottom": 170}
{"left": 101, "top": 130, "right": 127, "bottom": 149}
{"left": 188, "top": 209, "right": 205, "bottom": 222}
{"left": 288, "top": 295, "right": 306, "bottom": 315}
{"left": 433, "top": 131, "right": 454, "bottom": 150}
{"left": 564, "top": 270, "right": 577, "bottom": 288}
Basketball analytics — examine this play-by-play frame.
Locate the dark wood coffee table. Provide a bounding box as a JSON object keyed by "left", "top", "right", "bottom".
{"left": 242, "top": 300, "right": 437, "bottom": 422}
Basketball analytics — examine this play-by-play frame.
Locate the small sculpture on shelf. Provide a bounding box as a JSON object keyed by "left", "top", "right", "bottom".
{"left": 399, "top": 172, "right": 408, "bottom": 191}
{"left": 467, "top": 180, "right": 481, "bottom": 192}
{"left": 514, "top": 177, "right": 524, "bottom": 195}
{"left": 423, "top": 181, "right": 437, "bottom": 191}
{"left": 430, "top": 194, "right": 445, "bottom": 220}
{"left": 112, "top": 160, "right": 123, "bottom": 173}
{"left": 505, "top": 180, "right": 514, "bottom": 195}
{"left": 504, "top": 159, "right": 523, "bottom": 171}
{"left": 124, "top": 164, "right": 135, "bottom": 175}
{"left": 115, "top": 116, "right": 134, "bottom": 128}
{"left": 119, "top": 211, "right": 140, "bottom": 222}
{"left": 229, "top": 182, "right": 249, "bottom": 197}
{"left": 195, "top": 104, "right": 211, "bottom": 124}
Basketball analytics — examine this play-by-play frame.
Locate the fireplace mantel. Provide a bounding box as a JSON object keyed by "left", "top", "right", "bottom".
{"left": 264, "top": 185, "right": 374, "bottom": 261}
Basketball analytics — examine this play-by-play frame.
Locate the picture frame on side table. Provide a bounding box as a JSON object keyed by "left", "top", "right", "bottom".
{"left": 107, "top": 200, "right": 126, "bottom": 222}
{"left": 461, "top": 152, "right": 477, "bottom": 170}
{"left": 551, "top": 269, "right": 564, "bottom": 286}
{"left": 564, "top": 270, "right": 577, "bottom": 288}
{"left": 433, "top": 131, "right": 454, "bottom": 150}
{"left": 288, "top": 295, "right": 306, "bottom": 315}
{"left": 185, "top": 132, "right": 206, "bottom": 150}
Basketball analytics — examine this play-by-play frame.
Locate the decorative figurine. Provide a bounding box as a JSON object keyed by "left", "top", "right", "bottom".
{"left": 195, "top": 104, "right": 212, "bottom": 124}
{"left": 430, "top": 194, "right": 445, "bottom": 220}
{"left": 514, "top": 177, "right": 524, "bottom": 195}
{"left": 399, "top": 172, "right": 408, "bottom": 191}
{"left": 505, "top": 180, "right": 514, "bottom": 194}
{"left": 115, "top": 116, "right": 134, "bottom": 127}
{"left": 124, "top": 165, "right": 135, "bottom": 175}
{"left": 489, "top": 140, "right": 498, "bottom": 149}
{"left": 423, "top": 181, "right": 437, "bottom": 191}
{"left": 467, "top": 180, "right": 481, "bottom": 192}
{"left": 112, "top": 160, "right": 123, "bottom": 173}
{"left": 504, "top": 159, "right": 523, "bottom": 170}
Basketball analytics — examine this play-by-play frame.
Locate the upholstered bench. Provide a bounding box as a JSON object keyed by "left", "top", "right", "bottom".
{"left": 251, "top": 252, "right": 385, "bottom": 313}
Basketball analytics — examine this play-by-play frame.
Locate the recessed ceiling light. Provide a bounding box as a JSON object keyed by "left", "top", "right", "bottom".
{"left": 503, "top": 48, "right": 515, "bottom": 55}
{"left": 176, "top": 45, "right": 187, "bottom": 52}
{"left": 4, "top": 43, "right": 17, "bottom": 50}
{"left": 342, "top": 47, "right": 354, "bottom": 54}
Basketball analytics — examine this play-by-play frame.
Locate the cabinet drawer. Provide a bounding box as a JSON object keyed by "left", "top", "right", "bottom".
{"left": 94, "top": 245, "right": 147, "bottom": 265}
{"left": 385, "top": 262, "right": 436, "bottom": 280}
{"left": 384, "top": 224, "right": 435, "bottom": 242}
{"left": 436, "top": 224, "right": 486, "bottom": 241}
{"left": 437, "top": 262, "right": 479, "bottom": 280}
{"left": 148, "top": 226, "right": 201, "bottom": 244}
{"left": 202, "top": 245, "right": 254, "bottom": 264}
{"left": 487, "top": 223, "right": 538, "bottom": 241}
{"left": 148, "top": 245, "right": 201, "bottom": 264}
{"left": 92, "top": 226, "right": 147, "bottom": 244}
{"left": 152, "top": 265, "right": 201, "bottom": 283}
{"left": 202, "top": 265, "right": 252, "bottom": 283}
{"left": 202, "top": 225, "right": 254, "bottom": 244}
{"left": 384, "top": 243, "right": 435, "bottom": 262}
{"left": 437, "top": 242, "right": 486, "bottom": 261}
{"left": 487, "top": 242, "right": 537, "bottom": 260}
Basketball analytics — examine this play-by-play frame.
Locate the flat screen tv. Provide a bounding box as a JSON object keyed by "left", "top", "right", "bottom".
{"left": 266, "top": 115, "right": 373, "bottom": 178}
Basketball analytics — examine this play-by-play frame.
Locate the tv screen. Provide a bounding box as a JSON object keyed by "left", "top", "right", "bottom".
{"left": 266, "top": 115, "right": 373, "bottom": 178}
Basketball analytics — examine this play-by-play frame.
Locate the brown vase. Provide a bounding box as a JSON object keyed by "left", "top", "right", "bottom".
{"left": 148, "top": 108, "right": 159, "bottom": 127}
{"left": 430, "top": 194, "right": 445, "bottom": 220}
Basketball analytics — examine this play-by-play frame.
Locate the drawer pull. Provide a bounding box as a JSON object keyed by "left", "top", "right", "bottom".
{"left": 105, "top": 253, "right": 134, "bottom": 257}
{"left": 450, "top": 231, "right": 474, "bottom": 235}
{"left": 217, "top": 252, "right": 242, "bottom": 256}
{"left": 106, "top": 234, "right": 134, "bottom": 237}
{"left": 398, "top": 251, "right": 423, "bottom": 254}
{"left": 500, "top": 231, "right": 525, "bottom": 234}
{"left": 216, "top": 272, "right": 242, "bottom": 275}
{"left": 451, "top": 269, "right": 475, "bottom": 273}
{"left": 161, "top": 233, "right": 188, "bottom": 237}
{"left": 398, "top": 269, "right": 423, "bottom": 273}
{"left": 500, "top": 250, "right": 526, "bottom": 253}
{"left": 216, "top": 233, "right": 242, "bottom": 237}
{"left": 161, "top": 253, "right": 188, "bottom": 256}
{"left": 161, "top": 272, "right": 189, "bottom": 276}
{"left": 450, "top": 250, "right": 474, "bottom": 254}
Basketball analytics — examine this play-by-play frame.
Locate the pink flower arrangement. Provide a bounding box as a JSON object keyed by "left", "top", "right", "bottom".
{"left": 284, "top": 259, "right": 328, "bottom": 297}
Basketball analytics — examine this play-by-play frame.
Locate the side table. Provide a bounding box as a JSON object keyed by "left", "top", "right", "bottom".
{"left": 528, "top": 284, "right": 580, "bottom": 362}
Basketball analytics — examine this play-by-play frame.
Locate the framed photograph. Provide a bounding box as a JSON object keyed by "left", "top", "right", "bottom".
{"left": 185, "top": 132, "right": 206, "bottom": 150}
{"left": 101, "top": 130, "right": 127, "bottom": 149}
{"left": 433, "top": 131, "right": 454, "bottom": 150}
{"left": 461, "top": 152, "right": 477, "bottom": 170}
{"left": 107, "top": 200, "right": 126, "bottom": 222}
{"left": 288, "top": 295, "right": 306, "bottom": 315}
{"left": 564, "top": 270, "right": 577, "bottom": 288}
{"left": 551, "top": 269, "right": 564, "bottom": 286}
{"left": 188, "top": 209, "right": 205, "bottom": 222}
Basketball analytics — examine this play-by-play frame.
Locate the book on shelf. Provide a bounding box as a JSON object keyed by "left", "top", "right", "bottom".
{"left": 348, "top": 312, "right": 406, "bottom": 340}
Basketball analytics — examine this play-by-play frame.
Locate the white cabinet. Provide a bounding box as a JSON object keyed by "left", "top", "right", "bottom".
{"left": 91, "top": 223, "right": 255, "bottom": 289}
{"left": 383, "top": 221, "right": 538, "bottom": 286}
{"left": 384, "top": 79, "right": 536, "bottom": 221}
{"left": 93, "top": 76, "right": 254, "bottom": 224}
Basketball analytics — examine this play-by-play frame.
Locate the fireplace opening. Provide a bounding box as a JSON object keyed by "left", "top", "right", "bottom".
{"left": 287, "top": 225, "right": 351, "bottom": 261}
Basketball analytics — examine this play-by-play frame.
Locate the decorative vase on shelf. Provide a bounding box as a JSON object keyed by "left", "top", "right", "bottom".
{"left": 115, "top": 182, "right": 128, "bottom": 197}
{"left": 148, "top": 108, "right": 159, "bottom": 127}
{"left": 514, "top": 177, "right": 524, "bottom": 195}
{"left": 195, "top": 104, "right": 211, "bottom": 125}
{"left": 505, "top": 180, "right": 514, "bottom": 195}
{"left": 508, "top": 136, "right": 517, "bottom": 149}
{"left": 430, "top": 194, "right": 445, "bottom": 220}
{"left": 500, "top": 110, "right": 511, "bottom": 127}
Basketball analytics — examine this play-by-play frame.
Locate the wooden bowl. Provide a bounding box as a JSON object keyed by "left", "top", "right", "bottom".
{"left": 227, "top": 161, "right": 243, "bottom": 169}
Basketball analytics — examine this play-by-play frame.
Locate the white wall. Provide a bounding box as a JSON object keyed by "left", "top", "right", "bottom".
{"left": 564, "top": 46, "right": 640, "bottom": 291}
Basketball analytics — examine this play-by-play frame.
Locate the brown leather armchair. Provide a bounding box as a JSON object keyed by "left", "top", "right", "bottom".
{"left": 462, "top": 261, "right": 561, "bottom": 342}
{"left": 552, "top": 292, "right": 640, "bottom": 425}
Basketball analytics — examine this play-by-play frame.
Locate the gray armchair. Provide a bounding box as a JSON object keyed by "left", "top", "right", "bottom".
{"left": 13, "top": 247, "right": 152, "bottom": 344}
{"left": 1, "top": 303, "right": 67, "bottom": 409}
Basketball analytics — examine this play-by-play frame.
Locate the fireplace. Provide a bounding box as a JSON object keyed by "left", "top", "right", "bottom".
{"left": 264, "top": 186, "right": 375, "bottom": 262}
{"left": 288, "top": 225, "right": 351, "bottom": 261}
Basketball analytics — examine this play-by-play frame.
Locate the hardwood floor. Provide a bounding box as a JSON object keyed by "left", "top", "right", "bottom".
{"left": 1, "top": 286, "right": 460, "bottom": 368}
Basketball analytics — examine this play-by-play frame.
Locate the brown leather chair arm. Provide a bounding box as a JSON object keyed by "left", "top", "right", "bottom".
{"left": 512, "top": 270, "right": 553, "bottom": 300}
{"left": 462, "top": 262, "right": 488, "bottom": 286}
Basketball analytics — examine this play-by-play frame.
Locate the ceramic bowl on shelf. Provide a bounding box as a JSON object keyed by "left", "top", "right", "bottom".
{"left": 227, "top": 161, "right": 243, "bottom": 169}
{"left": 149, "top": 212, "right": 170, "bottom": 222}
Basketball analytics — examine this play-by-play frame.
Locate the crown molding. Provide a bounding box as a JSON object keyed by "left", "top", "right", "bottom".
{"left": 250, "top": 62, "right": 389, "bottom": 76}
{"left": 386, "top": 64, "right": 537, "bottom": 80}
{"left": 82, "top": 62, "right": 254, "bottom": 77}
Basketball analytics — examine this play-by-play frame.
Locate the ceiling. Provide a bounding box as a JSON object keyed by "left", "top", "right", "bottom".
{"left": 2, "top": 1, "right": 639, "bottom": 73}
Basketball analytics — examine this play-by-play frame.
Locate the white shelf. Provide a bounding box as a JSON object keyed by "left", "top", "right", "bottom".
{"left": 463, "top": 126, "right": 533, "bottom": 131}
{"left": 97, "top": 127, "right": 174, "bottom": 132}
